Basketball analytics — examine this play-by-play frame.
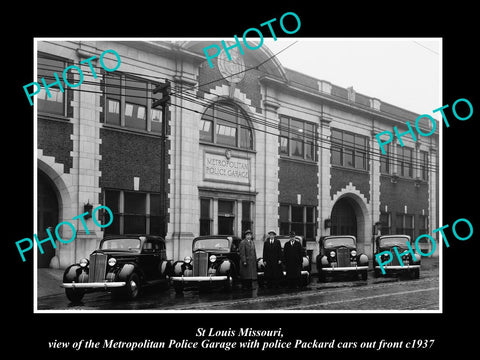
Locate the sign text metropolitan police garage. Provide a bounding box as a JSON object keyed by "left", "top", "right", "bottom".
{"left": 204, "top": 153, "right": 250, "bottom": 184}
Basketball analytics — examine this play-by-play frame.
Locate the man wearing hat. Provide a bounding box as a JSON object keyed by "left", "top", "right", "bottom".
{"left": 239, "top": 229, "right": 257, "bottom": 290}
{"left": 283, "top": 231, "right": 303, "bottom": 289}
{"left": 262, "top": 230, "right": 283, "bottom": 288}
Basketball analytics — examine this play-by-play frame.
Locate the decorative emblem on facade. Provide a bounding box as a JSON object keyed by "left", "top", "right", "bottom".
{"left": 217, "top": 44, "right": 245, "bottom": 84}
{"left": 225, "top": 149, "right": 232, "bottom": 160}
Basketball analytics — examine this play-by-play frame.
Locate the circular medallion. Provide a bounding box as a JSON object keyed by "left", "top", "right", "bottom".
{"left": 217, "top": 44, "right": 245, "bottom": 84}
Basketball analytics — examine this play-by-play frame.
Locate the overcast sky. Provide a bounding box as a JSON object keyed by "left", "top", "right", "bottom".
{"left": 263, "top": 38, "right": 441, "bottom": 117}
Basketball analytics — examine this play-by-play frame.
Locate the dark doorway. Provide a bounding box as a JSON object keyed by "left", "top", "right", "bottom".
{"left": 331, "top": 197, "right": 357, "bottom": 237}
{"left": 37, "top": 170, "right": 59, "bottom": 268}
{"left": 218, "top": 200, "right": 235, "bottom": 235}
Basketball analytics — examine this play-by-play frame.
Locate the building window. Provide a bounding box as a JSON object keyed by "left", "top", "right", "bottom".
{"left": 279, "top": 116, "right": 317, "bottom": 161}
{"left": 218, "top": 199, "right": 235, "bottom": 235}
{"left": 241, "top": 201, "right": 253, "bottom": 235}
{"left": 103, "top": 72, "right": 162, "bottom": 134}
{"left": 278, "top": 204, "right": 317, "bottom": 241}
{"left": 200, "top": 198, "right": 212, "bottom": 236}
{"left": 104, "top": 190, "right": 164, "bottom": 235}
{"left": 379, "top": 211, "right": 391, "bottom": 235}
{"left": 420, "top": 150, "right": 429, "bottom": 181}
{"left": 380, "top": 144, "right": 390, "bottom": 174}
{"left": 200, "top": 102, "right": 253, "bottom": 150}
{"left": 419, "top": 215, "right": 428, "bottom": 235}
{"left": 397, "top": 145, "right": 414, "bottom": 178}
{"left": 37, "top": 55, "right": 67, "bottom": 115}
{"left": 330, "top": 128, "right": 368, "bottom": 170}
{"left": 396, "top": 213, "right": 414, "bottom": 238}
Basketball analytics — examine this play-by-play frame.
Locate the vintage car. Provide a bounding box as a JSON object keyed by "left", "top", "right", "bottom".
{"left": 256, "top": 235, "right": 311, "bottom": 286}
{"left": 316, "top": 235, "right": 369, "bottom": 281}
{"left": 61, "top": 235, "right": 172, "bottom": 302}
{"left": 374, "top": 235, "right": 421, "bottom": 278}
{"left": 171, "top": 235, "right": 242, "bottom": 293}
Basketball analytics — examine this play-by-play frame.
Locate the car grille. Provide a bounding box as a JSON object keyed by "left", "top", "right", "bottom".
{"left": 193, "top": 252, "right": 208, "bottom": 276}
{"left": 390, "top": 250, "right": 401, "bottom": 266}
{"left": 89, "top": 253, "right": 107, "bottom": 282}
{"left": 337, "top": 248, "right": 351, "bottom": 267}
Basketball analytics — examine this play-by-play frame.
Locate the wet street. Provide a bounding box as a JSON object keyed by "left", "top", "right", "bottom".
{"left": 37, "top": 265, "right": 439, "bottom": 311}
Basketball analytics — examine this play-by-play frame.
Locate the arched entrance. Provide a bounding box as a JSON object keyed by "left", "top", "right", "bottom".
{"left": 331, "top": 197, "right": 357, "bottom": 237}
{"left": 330, "top": 191, "right": 370, "bottom": 255}
{"left": 37, "top": 170, "right": 59, "bottom": 267}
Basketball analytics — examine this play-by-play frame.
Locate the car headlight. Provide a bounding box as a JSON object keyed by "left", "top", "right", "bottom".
{"left": 209, "top": 255, "right": 217, "bottom": 263}
{"left": 329, "top": 251, "right": 336, "bottom": 258}
{"left": 108, "top": 257, "right": 117, "bottom": 267}
{"left": 184, "top": 256, "right": 192, "bottom": 264}
{"left": 79, "top": 258, "right": 89, "bottom": 268}
{"left": 351, "top": 250, "right": 357, "bottom": 257}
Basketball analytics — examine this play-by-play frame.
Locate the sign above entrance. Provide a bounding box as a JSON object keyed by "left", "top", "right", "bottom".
{"left": 204, "top": 152, "right": 250, "bottom": 185}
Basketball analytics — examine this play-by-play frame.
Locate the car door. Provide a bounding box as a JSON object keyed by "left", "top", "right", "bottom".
{"left": 141, "top": 239, "right": 162, "bottom": 280}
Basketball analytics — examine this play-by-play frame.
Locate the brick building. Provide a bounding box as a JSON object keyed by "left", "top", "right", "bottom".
{"left": 35, "top": 40, "right": 439, "bottom": 269}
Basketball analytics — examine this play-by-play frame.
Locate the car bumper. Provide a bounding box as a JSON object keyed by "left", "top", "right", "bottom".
{"left": 375, "top": 265, "right": 420, "bottom": 270}
{"left": 321, "top": 266, "right": 368, "bottom": 272}
{"left": 257, "top": 271, "right": 310, "bottom": 276}
{"left": 171, "top": 275, "right": 228, "bottom": 283}
{"left": 61, "top": 282, "right": 126, "bottom": 289}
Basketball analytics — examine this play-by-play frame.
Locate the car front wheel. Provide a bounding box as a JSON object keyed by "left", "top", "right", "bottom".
{"left": 125, "top": 273, "right": 140, "bottom": 299}
{"left": 65, "top": 288, "right": 85, "bottom": 303}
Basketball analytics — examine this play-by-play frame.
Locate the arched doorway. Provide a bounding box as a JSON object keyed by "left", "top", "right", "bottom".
{"left": 37, "top": 170, "right": 59, "bottom": 267}
{"left": 331, "top": 197, "right": 357, "bottom": 237}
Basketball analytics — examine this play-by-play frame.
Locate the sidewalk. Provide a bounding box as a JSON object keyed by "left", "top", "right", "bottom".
{"left": 37, "top": 268, "right": 64, "bottom": 298}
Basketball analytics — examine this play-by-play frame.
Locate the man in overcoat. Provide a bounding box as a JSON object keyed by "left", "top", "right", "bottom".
{"left": 239, "top": 230, "right": 257, "bottom": 290}
{"left": 283, "top": 231, "right": 303, "bottom": 288}
{"left": 262, "top": 230, "right": 283, "bottom": 288}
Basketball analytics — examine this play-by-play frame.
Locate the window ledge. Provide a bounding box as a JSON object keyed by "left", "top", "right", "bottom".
{"left": 199, "top": 141, "right": 256, "bottom": 154}
{"left": 102, "top": 123, "right": 163, "bottom": 138}
{"left": 38, "top": 112, "right": 71, "bottom": 122}
{"left": 331, "top": 164, "right": 369, "bottom": 174}
{"left": 279, "top": 156, "right": 317, "bottom": 165}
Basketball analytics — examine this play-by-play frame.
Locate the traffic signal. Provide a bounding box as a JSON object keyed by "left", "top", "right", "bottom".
{"left": 152, "top": 80, "right": 171, "bottom": 108}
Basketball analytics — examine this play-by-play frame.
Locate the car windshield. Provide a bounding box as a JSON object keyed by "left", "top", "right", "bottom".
{"left": 379, "top": 237, "right": 410, "bottom": 249}
{"left": 100, "top": 238, "right": 141, "bottom": 251}
{"left": 324, "top": 237, "right": 355, "bottom": 248}
{"left": 193, "top": 238, "right": 231, "bottom": 251}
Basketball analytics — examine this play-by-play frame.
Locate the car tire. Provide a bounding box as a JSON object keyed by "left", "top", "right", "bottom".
{"left": 65, "top": 288, "right": 85, "bottom": 303}
{"left": 301, "top": 274, "right": 310, "bottom": 287}
{"left": 174, "top": 283, "right": 184, "bottom": 294}
{"left": 374, "top": 269, "right": 381, "bottom": 278}
{"left": 361, "top": 270, "right": 368, "bottom": 281}
{"left": 318, "top": 271, "right": 326, "bottom": 283}
{"left": 412, "top": 268, "right": 420, "bottom": 279}
{"left": 125, "top": 273, "right": 140, "bottom": 300}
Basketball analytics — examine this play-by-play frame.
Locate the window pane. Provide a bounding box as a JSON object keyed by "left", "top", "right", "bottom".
{"left": 405, "top": 214, "right": 414, "bottom": 228}
{"left": 331, "top": 146, "right": 342, "bottom": 165}
{"left": 216, "top": 124, "right": 237, "bottom": 146}
{"left": 291, "top": 223, "right": 304, "bottom": 236}
{"left": 105, "top": 190, "right": 120, "bottom": 214}
{"left": 200, "top": 120, "right": 213, "bottom": 142}
{"left": 125, "top": 78, "right": 147, "bottom": 106}
{"left": 200, "top": 219, "right": 211, "bottom": 235}
{"left": 331, "top": 129, "right": 342, "bottom": 144}
{"left": 242, "top": 201, "right": 251, "bottom": 221}
{"left": 200, "top": 198, "right": 210, "bottom": 219}
{"left": 280, "top": 137, "right": 289, "bottom": 155}
{"left": 280, "top": 222, "right": 290, "bottom": 236}
{"left": 344, "top": 148, "right": 354, "bottom": 167}
{"left": 151, "top": 108, "right": 162, "bottom": 133}
{"left": 290, "top": 119, "right": 303, "bottom": 136}
{"left": 124, "top": 215, "right": 146, "bottom": 234}
{"left": 291, "top": 205, "right": 303, "bottom": 222}
{"left": 105, "top": 73, "right": 121, "bottom": 99}
{"left": 355, "top": 135, "right": 366, "bottom": 149}
{"left": 280, "top": 117, "right": 289, "bottom": 136}
{"left": 124, "top": 192, "right": 145, "bottom": 214}
{"left": 38, "top": 57, "right": 65, "bottom": 115}
{"left": 305, "top": 141, "right": 314, "bottom": 160}
{"left": 355, "top": 151, "right": 366, "bottom": 169}
{"left": 306, "top": 207, "right": 315, "bottom": 223}
{"left": 125, "top": 103, "right": 147, "bottom": 130}
{"left": 344, "top": 132, "right": 354, "bottom": 149}
{"left": 291, "top": 139, "right": 303, "bottom": 157}
{"left": 240, "top": 127, "right": 253, "bottom": 149}
{"left": 215, "top": 104, "right": 236, "bottom": 126}
{"left": 218, "top": 200, "right": 234, "bottom": 216}
{"left": 150, "top": 194, "right": 161, "bottom": 216}
{"left": 279, "top": 205, "right": 289, "bottom": 222}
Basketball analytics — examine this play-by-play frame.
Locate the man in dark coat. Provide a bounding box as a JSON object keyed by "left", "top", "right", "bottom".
{"left": 283, "top": 231, "right": 303, "bottom": 288}
{"left": 262, "top": 230, "right": 283, "bottom": 288}
{"left": 239, "top": 230, "right": 257, "bottom": 290}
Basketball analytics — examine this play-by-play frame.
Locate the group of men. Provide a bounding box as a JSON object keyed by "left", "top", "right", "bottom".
{"left": 238, "top": 229, "right": 304, "bottom": 290}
